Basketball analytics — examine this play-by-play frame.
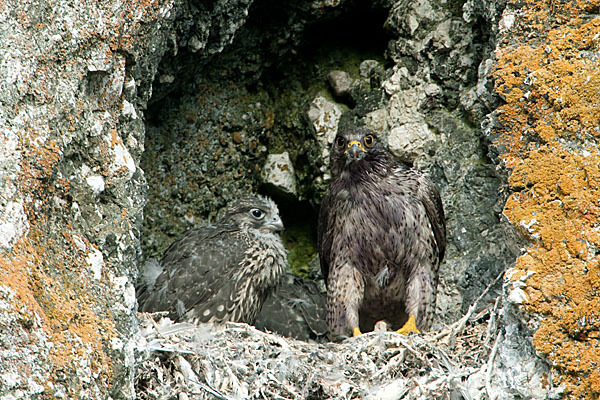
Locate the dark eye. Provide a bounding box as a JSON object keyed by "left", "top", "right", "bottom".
{"left": 335, "top": 136, "right": 345, "bottom": 148}
{"left": 250, "top": 208, "right": 265, "bottom": 219}
{"left": 363, "top": 134, "right": 374, "bottom": 147}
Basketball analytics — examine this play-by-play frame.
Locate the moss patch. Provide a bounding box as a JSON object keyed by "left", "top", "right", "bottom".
{"left": 279, "top": 204, "right": 318, "bottom": 277}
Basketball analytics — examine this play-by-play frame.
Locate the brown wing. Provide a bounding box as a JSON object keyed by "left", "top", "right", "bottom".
{"left": 317, "top": 187, "right": 335, "bottom": 285}
{"left": 415, "top": 172, "right": 446, "bottom": 262}
{"left": 137, "top": 224, "right": 247, "bottom": 321}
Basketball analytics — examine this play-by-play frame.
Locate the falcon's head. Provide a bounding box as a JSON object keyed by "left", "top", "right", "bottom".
{"left": 329, "top": 127, "right": 390, "bottom": 177}
{"left": 222, "top": 196, "right": 284, "bottom": 234}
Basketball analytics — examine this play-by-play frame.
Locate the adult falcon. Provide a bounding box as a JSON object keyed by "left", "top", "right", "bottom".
{"left": 137, "top": 196, "right": 287, "bottom": 325}
{"left": 318, "top": 126, "right": 446, "bottom": 340}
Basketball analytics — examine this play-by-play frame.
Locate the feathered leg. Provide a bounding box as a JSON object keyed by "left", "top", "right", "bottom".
{"left": 327, "top": 263, "right": 364, "bottom": 340}
{"left": 399, "top": 265, "right": 435, "bottom": 335}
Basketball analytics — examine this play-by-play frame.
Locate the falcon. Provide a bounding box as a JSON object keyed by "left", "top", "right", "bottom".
{"left": 137, "top": 196, "right": 287, "bottom": 325}
{"left": 318, "top": 126, "right": 446, "bottom": 340}
{"left": 254, "top": 271, "right": 328, "bottom": 342}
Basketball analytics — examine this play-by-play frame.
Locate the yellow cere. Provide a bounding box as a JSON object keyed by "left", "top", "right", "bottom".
{"left": 346, "top": 140, "right": 367, "bottom": 153}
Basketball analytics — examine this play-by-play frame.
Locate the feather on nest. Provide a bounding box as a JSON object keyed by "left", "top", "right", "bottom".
{"left": 135, "top": 274, "right": 525, "bottom": 399}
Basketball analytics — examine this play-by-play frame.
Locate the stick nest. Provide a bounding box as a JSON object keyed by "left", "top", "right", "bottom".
{"left": 135, "top": 296, "right": 501, "bottom": 400}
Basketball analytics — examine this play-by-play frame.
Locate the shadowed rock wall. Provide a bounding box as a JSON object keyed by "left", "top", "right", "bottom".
{"left": 141, "top": 0, "right": 519, "bottom": 328}
{"left": 1, "top": 0, "right": 598, "bottom": 398}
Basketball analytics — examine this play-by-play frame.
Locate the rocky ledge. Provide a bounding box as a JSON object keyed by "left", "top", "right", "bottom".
{"left": 0, "top": 0, "right": 598, "bottom": 399}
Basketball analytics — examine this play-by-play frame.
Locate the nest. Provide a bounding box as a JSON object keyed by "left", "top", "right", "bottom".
{"left": 135, "top": 292, "right": 502, "bottom": 400}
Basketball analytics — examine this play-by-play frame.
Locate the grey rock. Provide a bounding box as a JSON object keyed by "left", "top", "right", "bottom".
{"left": 0, "top": 0, "right": 562, "bottom": 397}
{"left": 363, "top": 108, "right": 390, "bottom": 133}
{"left": 359, "top": 59, "right": 384, "bottom": 82}
{"left": 486, "top": 271, "right": 562, "bottom": 399}
{"left": 413, "top": 111, "right": 520, "bottom": 327}
{"left": 262, "top": 152, "right": 297, "bottom": 195}
{"left": 388, "top": 122, "right": 437, "bottom": 162}
{"left": 327, "top": 70, "right": 353, "bottom": 98}
{"left": 307, "top": 95, "right": 343, "bottom": 178}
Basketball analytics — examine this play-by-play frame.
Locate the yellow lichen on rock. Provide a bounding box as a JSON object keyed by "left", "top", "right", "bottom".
{"left": 0, "top": 0, "right": 175, "bottom": 395}
{"left": 0, "top": 236, "right": 118, "bottom": 393}
{"left": 493, "top": 0, "right": 600, "bottom": 397}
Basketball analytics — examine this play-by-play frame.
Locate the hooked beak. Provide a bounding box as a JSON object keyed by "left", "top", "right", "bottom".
{"left": 345, "top": 141, "right": 367, "bottom": 163}
{"left": 266, "top": 215, "right": 284, "bottom": 232}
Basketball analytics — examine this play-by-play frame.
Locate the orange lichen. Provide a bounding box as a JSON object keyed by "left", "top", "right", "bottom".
{"left": 0, "top": 0, "right": 174, "bottom": 394}
{"left": 0, "top": 235, "right": 115, "bottom": 394}
{"left": 3, "top": 134, "right": 118, "bottom": 395}
{"left": 493, "top": 0, "right": 600, "bottom": 397}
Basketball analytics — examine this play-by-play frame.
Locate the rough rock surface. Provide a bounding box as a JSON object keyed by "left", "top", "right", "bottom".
{"left": 489, "top": 0, "right": 600, "bottom": 397}
{"left": 262, "top": 152, "right": 297, "bottom": 195}
{"left": 2, "top": 0, "right": 597, "bottom": 398}
{"left": 0, "top": 0, "right": 180, "bottom": 397}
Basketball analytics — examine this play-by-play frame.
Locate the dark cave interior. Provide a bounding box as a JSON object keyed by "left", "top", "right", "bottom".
{"left": 141, "top": 0, "right": 393, "bottom": 273}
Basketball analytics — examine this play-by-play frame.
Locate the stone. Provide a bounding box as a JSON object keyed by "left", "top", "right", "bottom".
{"left": 307, "top": 95, "right": 343, "bottom": 166}
{"left": 86, "top": 175, "right": 106, "bottom": 196}
{"left": 387, "top": 122, "right": 437, "bottom": 162}
{"left": 0, "top": 130, "right": 26, "bottom": 250}
{"left": 363, "top": 108, "right": 389, "bottom": 133}
{"left": 484, "top": 270, "right": 562, "bottom": 399}
{"left": 327, "top": 70, "right": 353, "bottom": 98}
{"left": 0, "top": 202, "right": 28, "bottom": 250}
{"left": 359, "top": 60, "right": 383, "bottom": 81}
{"left": 262, "top": 152, "right": 297, "bottom": 195}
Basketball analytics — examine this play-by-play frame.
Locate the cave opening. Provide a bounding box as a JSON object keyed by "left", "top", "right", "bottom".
{"left": 135, "top": 0, "right": 525, "bottom": 341}
{"left": 140, "top": 0, "right": 393, "bottom": 274}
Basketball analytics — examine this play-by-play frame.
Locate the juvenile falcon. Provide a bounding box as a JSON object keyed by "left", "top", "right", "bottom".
{"left": 137, "top": 196, "right": 287, "bottom": 325}
{"left": 255, "top": 271, "right": 328, "bottom": 342}
{"left": 318, "top": 126, "right": 446, "bottom": 340}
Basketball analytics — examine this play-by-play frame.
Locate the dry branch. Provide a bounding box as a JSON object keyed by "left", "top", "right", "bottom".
{"left": 135, "top": 294, "right": 502, "bottom": 400}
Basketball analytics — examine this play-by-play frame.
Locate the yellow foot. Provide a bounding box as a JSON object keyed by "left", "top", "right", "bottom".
{"left": 352, "top": 326, "right": 363, "bottom": 337}
{"left": 396, "top": 314, "right": 420, "bottom": 335}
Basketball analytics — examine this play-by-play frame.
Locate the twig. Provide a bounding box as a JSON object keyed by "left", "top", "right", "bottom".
{"left": 484, "top": 297, "right": 501, "bottom": 348}
{"left": 226, "top": 322, "right": 292, "bottom": 350}
{"left": 485, "top": 330, "right": 503, "bottom": 400}
{"left": 436, "top": 348, "right": 454, "bottom": 373}
{"left": 411, "top": 376, "right": 426, "bottom": 397}
{"left": 435, "top": 269, "right": 505, "bottom": 340}
{"left": 187, "top": 383, "right": 235, "bottom": 400}
{"left": 372, "top": 348, "right": 407, "bottom": 380}
{"left": 180, "top": 361, "right": 234, "bottom": 400}
{"left": 144, "top": 312, "right": 171, "bottom": 340}
{"left": 301, "top": 371, "right": 317, "bottom": 399}
{"left": 261, "top": 385, "right": 297, "bottom": 400}
{"left": 456, "top": 270, "right": 505, "bottom": 336}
